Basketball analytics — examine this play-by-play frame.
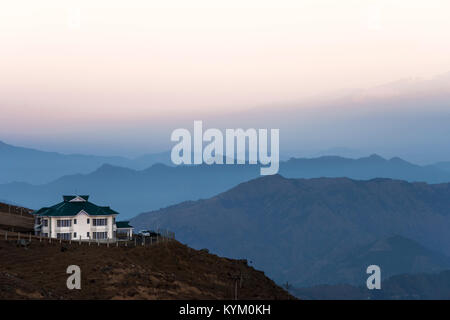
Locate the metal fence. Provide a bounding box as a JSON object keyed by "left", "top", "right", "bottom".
{"left": 0, "top": 229, "right": 175, "bottom": 248}
{"left": 0, "top": 203, "right": 34, "bottom": 216}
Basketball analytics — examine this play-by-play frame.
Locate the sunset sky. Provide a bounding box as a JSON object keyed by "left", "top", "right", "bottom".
{"left": 1, "top": 1, "right": 450, "bottom": 158}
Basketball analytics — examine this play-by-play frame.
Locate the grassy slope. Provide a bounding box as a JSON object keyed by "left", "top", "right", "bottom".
{"left": 0, "top": 239, "right": 292, "bottom": 300}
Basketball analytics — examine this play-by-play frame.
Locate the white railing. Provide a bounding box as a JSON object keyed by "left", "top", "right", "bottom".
{"left": 53, "top": 226, "right": 74, "bottom": 233}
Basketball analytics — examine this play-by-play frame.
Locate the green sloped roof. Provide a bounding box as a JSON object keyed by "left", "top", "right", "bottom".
{"left": 33, "top": 196, "right": 119, "bottom": 217}
{"left": 116, "top": 221, "right": 133, "bottom": 228}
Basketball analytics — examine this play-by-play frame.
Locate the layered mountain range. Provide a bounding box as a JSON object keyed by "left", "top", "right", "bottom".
{"left": 131, "top": 175, "right": 450, "bottom": 287}
{"left": 1, "top": 143, "right": 450, "bottom": 219}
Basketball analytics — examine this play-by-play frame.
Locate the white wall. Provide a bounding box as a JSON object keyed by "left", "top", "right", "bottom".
{"left": 39, "top": 212, "right": 117, "bottom": 240}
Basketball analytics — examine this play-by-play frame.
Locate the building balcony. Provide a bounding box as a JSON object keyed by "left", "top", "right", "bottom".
{"left": 53, "top": 226, "right": 74, "bottom": 233}
{"left": 90, "top": 225, "right": 109, "bottom": 231}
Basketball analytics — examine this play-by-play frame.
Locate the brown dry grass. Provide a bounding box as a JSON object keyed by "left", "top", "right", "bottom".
{"left": 0, "top": 239, "right": 293, "bottom": 300}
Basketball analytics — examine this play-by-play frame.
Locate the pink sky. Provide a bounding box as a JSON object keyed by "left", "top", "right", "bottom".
{"left": 1, "top": 1, "right": 450, "bottom": 155}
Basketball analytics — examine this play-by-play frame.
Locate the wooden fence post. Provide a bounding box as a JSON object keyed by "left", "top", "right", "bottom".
{"left": 5, "top": 231, "right": 7, "bottom": 241}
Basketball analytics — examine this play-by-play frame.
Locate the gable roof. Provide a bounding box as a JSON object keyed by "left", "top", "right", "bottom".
{"left": 116, "top": 221, "right": 133, "bottom": 229}
{"left": 63, "top": 195, "right": 89, "bottom": 202}
{"left": 33, "top": 195, "right": 119, "bottom": 217}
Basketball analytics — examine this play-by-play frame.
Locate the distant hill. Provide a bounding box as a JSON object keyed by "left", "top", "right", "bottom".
{"left": 2, "top": 138, "right": 450, "bottom": 186}
{"left": 0, "top": 163, "right": 260, "bottom": 217}
{"left": 131, "top": 175, "right": 450, "bottom": 287}
{"left": 0, "top": 140, "right": 172, "bottom": 184}
{"left": 282, "top": 154, "right": 450, "bottom": 183}
{"left": 434, "top": 161, "right": 450, "bottom": 173}
{"left": 293, "top": 270, "right": 450, "bottom": 300}
{"left": 306, "top": 235, "right": 450, "bottom": 286}
{"left": 1, "top": 153, "right": 450, "bottom": 218}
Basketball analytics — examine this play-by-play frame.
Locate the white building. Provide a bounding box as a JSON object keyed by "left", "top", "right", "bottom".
{"left": 115, "top": 221, "right": 134, "bottom": 240}
{"left": 33, "top": 195, "right": 130, "bottom": 241}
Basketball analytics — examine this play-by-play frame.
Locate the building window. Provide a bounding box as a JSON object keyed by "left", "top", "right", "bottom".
{"left": 74, "top": 219, "right": 77, "bottom": 224}
{"left": 93, "top": 218, "right": 107, "bottom": 226}
{"left": 56, "top": 233, "right": 71, "bottom": 240}
{"left": 73, "top": 232, "right": 77, "bottom": 239}
{"left": 87, "top": 218, "right": 90, "bottom": 224}
{"left": 43, "top": 219, "right": 48, "bottom": 227}
{"left": 93, "top": 232, "right": 108, "bottom": 240}
{"left": 57, "top": 219, "right": 72, "bottom": 228}
{"left": 87, "top": 232, "right": 90, "bottom": 238}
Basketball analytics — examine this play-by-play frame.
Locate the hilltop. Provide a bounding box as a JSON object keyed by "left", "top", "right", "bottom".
{"left": 0, "top": 239, "right": 292, "bottom": 300}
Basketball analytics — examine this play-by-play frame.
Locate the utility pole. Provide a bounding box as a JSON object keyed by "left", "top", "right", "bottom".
{"left": 231, "top": 275, "right": 240, "bottom": 300}
{"left": 284, "top": 281, "right": 291, "bottom": 291}
{"left": 284, "top": 281, "right": 291, "bottom": 300}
